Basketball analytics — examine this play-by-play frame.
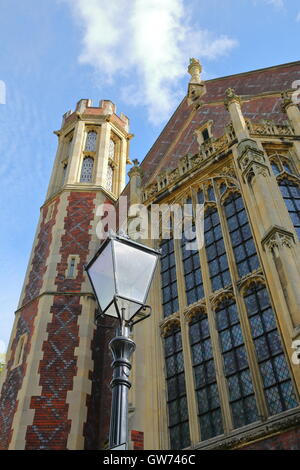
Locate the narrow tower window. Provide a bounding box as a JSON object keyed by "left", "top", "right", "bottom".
{"left": 85, "top": 131, "right": 97, "bottom": 152}
{"left": 80, "top": 156, "right": 94, "bottom": 183}
{"left": 109, "top": 139, "right": 116, "bottom": 160}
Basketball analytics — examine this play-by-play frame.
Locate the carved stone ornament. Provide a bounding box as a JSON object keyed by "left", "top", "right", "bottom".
{"left": 224, "top": 88, "right": 242, "bottom": 110}
{"left": 160, "top": 315, "right": 181, "bottom": 337}
{"left": 183, "top": 301, "right": 206, "bottom": 322}
{"left": 262, "top": 226, "right": 295, "bottom": 252}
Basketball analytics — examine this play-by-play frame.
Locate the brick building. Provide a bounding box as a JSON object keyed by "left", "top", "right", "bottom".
{"left": 0, "top": 59, "right": 300, "bottom": 450}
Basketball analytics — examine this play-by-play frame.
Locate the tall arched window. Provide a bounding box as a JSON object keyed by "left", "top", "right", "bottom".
{"left": 181, "top": 224, "right": 204, "bottom": 305}
{"left": 189, "top": 312, "right": 223, "bottom": 440}
{"left": 244, "top": 282, "right": 298, "bottom": 415}
{"left": 164, "top": 326, "right": 190, "bottom": 450}
{"left": 278, "top": 178, "right": 300, "bottom": 239}
{"left": 80, "top": 156, "right": 94, "bottom": 183}
{"left": 223, "top": 192, "right": 260, "bottom": 278}
{"left": 215, "top": 297, "right": 259, "bottom": 428}
{"left": 160, "top": 238, "right": 178, "bottom": 317}
{"left": 204, "top": 207, "right": 231, "bottom": 291}
{"left": 85, "top": 131, "right": 97, "bottom": 152}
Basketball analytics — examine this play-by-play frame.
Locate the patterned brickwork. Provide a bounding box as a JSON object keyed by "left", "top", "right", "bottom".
{"left": 25, "top": 192, "right": 96, "bottom": 449}
{"left": 240, "top": 428, "right": 300, "bottom": 450}
{"left": 84, "top": 316, "right": 116, "bottom": 449}
{"left": 0, "top": 299, "right": 39, "bottom": 449}
{"left": 22, "top": 199, "right": 59, "bottom": 305}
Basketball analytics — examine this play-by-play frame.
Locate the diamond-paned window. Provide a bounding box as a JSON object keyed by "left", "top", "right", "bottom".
{"left": 244, "top": 283, "right": 298, "bottom": 416}
{"left": 109, "top": 139, "right": 116, "bottom": 160}
{"left": 106, "top": 164, "right": 114, "bottom": 192}
{"left": 164, "top": 327, "right": 190, "bottom": 450}
{"left": 181, "top": 223, "right": 204, "bottom": 306}
{"left": 223, "top": 192, "right": 260, "bottom": 278}
{"left": 204, "top": 207, "right": 231, "bottom": 291}
{"left": 215, "top": 298, "right": 259, "bottom": 428}
{"left": 278, "top": 178, "right": 300, "bottom": 240}
{"left": 189, "top": 313, "right": 223, "bottom": 440}
{"left": 85, "top": 131, "right": 97, "bottom": 152}
{"left": 160, "top": 238, "right": 179, "bottom": 317}
{"left": 80, "top": 156, "right": 94, "bottom": 183}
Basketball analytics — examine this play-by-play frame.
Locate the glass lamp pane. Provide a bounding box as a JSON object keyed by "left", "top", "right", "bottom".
{"left": 87, "top": 242, "right": 117, "bottom": 316}
{"left": 113, "top": 240, "right": 158, "bottom": 304}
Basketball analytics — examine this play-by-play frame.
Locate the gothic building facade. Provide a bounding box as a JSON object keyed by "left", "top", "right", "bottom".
{"left": 0, "top": 59, "right": 300, "bottom": 450}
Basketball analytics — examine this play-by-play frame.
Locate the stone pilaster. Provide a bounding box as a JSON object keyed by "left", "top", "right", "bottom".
{"left": 281, "top": 90, "right": 300, "bottom": 167}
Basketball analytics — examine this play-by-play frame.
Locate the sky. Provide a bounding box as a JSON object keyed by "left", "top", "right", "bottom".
{"left": 0, "top": 0, "right": 299, "bottom": 354}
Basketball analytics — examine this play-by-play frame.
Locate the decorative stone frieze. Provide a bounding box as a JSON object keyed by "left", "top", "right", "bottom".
{"left": 160, "top": 314, "right": 181, "bottom": 337}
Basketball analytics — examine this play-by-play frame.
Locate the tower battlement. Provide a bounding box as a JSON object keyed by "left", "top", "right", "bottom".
{"left": 61, "top": 99, "right": 129, "bottom": 133}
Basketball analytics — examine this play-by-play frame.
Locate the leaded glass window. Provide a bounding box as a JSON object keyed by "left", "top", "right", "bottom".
{"left": 204, "top": 207, "right": 231, "bottom": 291}
{"left": 109, "top": 139, "right": 116, "bottom": 160}
{"left": 164, "top": 327, "right": 190, "bottom": 450}
{"left": 80, "top": 156, "right": 94, "bottom": 183}
{"left": 278, "top": 178, "right": 300, "bottom": 239}
{"left": 85, "top": 131, "right": 97, "bottom": 152}
{"left": 224, "top": 192, "right": 260, "bottom": 278}
{"left": 271, "top": 161, "right": 280, "bottom": 176}
{"left": 160, "top": 238, "right": 179, "bottom": 317}
{"left": 197, "top": 190, "right": 204, "bottom": 205}
{"left": 189, "top": 313, "right": 223, "bottom": 440}
{"left": 181, "top": 224, "right": 204, "bottom": 306}
{"left": 216, "top": 298, "right": 259, "bottom": 428}
{"left": 106, "top": 164, "right": 114, "bottom": 192}
{"left": 244, "top": 283, "right": 298, "bottom": 416}
{"left": 207, "top": 186, "right": 215, "bottom": 201}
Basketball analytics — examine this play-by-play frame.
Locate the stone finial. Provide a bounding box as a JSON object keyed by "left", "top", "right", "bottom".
{"left": 128, "top": 159, "right": 143, "bottom": 178}
{"left": 188, "top": 58, "right": 202, "bottom": 84}
{"left": 281, "top": 90, "right": 293, "bottom": 113}
{"left": 224, "top": 88, "right": 242, "bottom": 110}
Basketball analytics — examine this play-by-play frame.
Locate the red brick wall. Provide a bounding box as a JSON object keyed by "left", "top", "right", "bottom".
{"left": 131, "top": 430, "right": 144, "bottom": 451}
{"left": 0, "top": 199, "right": 58, "bottom": 450}
{"left": 25, "top": 192, "right": 96, "bottom": 449}
{"left": 0, "top": 299, "right": 39, "bottom": 449}
{"left": 240, "top": 428, "right": 300, "bottom": 450}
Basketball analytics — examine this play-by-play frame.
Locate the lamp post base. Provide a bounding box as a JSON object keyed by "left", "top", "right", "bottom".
{"left": 109, "top": 324, "right": 136, "bottom": 450}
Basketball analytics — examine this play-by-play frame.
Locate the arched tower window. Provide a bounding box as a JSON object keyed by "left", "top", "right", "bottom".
{"left": 105, "top": 164, "right": 114, "bottom": 192}
{"left": 215, "top": 297, "right": 259, "bottom": 428}
{"left": 244, "top": 282, "right": 298, "bottom": 415}
{"left": 80, "top": 156, "right": 94, "bottom": 183}
{"left": 164, "top": 326, "right": 190, "bottom": 450}
{"left": 85, "top": 131, "right": 97, "bottom": 152}
{"left": 189, "top": 312, "right": 223, "bottom": 440}
{"left": 109, "top": 139, "right": 116, "bottom": 160}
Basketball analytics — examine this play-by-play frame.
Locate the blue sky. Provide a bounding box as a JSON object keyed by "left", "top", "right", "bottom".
{"left": 0, "top": 0, "right": 299, "bottom": 353}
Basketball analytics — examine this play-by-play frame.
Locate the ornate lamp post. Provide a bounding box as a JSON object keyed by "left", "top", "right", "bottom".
{"left": 85, "top": 234, "right": 160, "bottom": 449}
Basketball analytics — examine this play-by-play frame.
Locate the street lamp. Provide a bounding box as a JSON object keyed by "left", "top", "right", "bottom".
{"left": 85, "top": 233, "right": 160, "bottom": 450}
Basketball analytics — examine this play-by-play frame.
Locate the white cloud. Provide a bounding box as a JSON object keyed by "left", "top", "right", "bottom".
{"left": 64, "top": 0, "right": 237, "bottom": 125}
